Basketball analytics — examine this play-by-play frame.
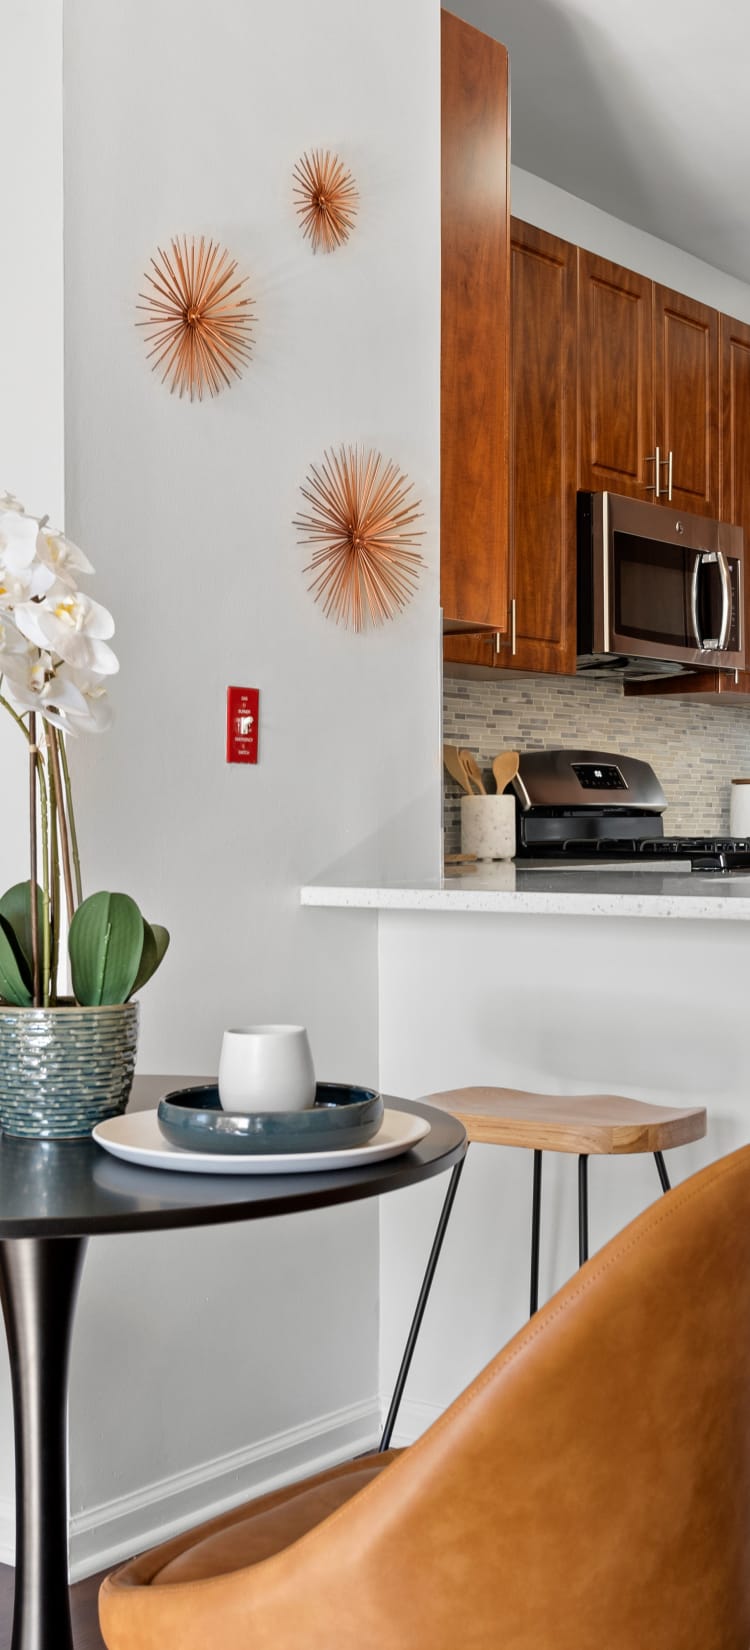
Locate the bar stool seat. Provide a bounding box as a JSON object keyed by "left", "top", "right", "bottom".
{"left": 421, "top": 1086, "right": 707, "bottom": 1156}
{"left": 378, "top": 1085, "right": 706, "bottom": 1453}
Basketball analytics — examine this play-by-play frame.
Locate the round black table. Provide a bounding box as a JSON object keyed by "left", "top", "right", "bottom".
{"left": 0, "top": 1082, "right": 466, "bottom": 1650}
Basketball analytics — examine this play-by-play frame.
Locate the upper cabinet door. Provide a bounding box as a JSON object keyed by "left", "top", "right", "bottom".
{"left": 509, "top": 219, "right": 578, "bottom": 673}
{"left": 653, "top": 285, "right": 719, "bottom": 516}
{"left": 441, "top": 10, "right": 510, "bottom": 632}
{"left": 578, "top": 251, "right": 654, "bottom": 499}
{"left": 721, "top": 312, "right": 750, "bottom": 533}
{"left": 720, "top": 312, "right": 750, "bottom": 683}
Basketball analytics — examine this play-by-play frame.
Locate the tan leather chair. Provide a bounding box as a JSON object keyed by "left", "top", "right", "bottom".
{"left": 100, "top": 1143, "right": 750, "bottom": 1650}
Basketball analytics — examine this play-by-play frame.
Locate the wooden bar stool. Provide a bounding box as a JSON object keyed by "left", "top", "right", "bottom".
{"left": 379, "top": 1085, "right": 706, "bottom": 1450}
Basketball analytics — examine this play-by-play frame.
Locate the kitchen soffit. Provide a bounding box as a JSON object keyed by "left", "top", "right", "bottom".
{"left": 452, "top": 0, "right": 750, "bottom": 285}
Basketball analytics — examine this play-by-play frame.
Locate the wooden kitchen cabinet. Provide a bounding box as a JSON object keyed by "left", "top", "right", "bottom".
{"left": 626, "top": 307, "right": 744, "bottom": 700}
{"left": 445, "top": 219, "right": 577, "bottom": 677}
{"left": 441, "top": 8, "right": 510, "bottom": 634}
{"left": 578, "top": 259, "right": 719, "bottom": 516}
{"left": 577, "top": 251, "right": 654, "bottom": 499}
{"left": 653, "top": 285, "right": 719, "bottom": 516}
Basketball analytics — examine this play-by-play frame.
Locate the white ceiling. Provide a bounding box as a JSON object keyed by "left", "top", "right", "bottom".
{"left": 450, "top": 0, "right": 750, "bottom": 283}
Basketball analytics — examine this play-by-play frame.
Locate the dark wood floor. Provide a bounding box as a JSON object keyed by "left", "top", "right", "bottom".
{"left": 0, "top": 1563, "right": 107, "bottom": 1650}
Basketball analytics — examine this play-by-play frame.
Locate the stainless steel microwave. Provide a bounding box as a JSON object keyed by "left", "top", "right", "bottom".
{"left": 577, "top": 491, "right": 745, "bottom": 679}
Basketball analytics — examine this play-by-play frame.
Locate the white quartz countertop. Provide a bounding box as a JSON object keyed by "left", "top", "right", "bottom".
{"left": 301, "top": 864, "right": 750, "bottom": 920}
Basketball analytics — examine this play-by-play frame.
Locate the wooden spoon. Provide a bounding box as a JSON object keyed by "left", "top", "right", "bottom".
{"left": 459, "top": 750, "right": 487, "bottom": 795}
{"left": 492, "top": 750, "right": 520, "bottom": 794}
{"left": 443, "top": 744, "right": 474, "bottom": 795}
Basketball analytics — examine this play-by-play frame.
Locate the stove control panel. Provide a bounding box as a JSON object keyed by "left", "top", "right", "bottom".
{"left": 571, "top": 762, "right": 628, "bottom": 791}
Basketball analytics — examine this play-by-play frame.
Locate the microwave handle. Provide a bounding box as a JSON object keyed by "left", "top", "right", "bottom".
{"left": 717, "top": 550, "right": 732, "bottom": 651}
{"left": 690, "top": 552, "right": 704, "bottom": 649}
{"left": 691, "top": 550, "right": 732, "bottom": 651}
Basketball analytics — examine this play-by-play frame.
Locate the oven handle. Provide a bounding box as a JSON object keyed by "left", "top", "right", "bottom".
{"left": 717, "top": 550, "right": 732, "bottom": 651}
{"left": 690, "top": 551, "right": 704, "bottom": 649}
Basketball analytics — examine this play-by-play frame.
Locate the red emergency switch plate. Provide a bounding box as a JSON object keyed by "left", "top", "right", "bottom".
{"left": 226, "top": 687, "right": 259, "bottom": 764}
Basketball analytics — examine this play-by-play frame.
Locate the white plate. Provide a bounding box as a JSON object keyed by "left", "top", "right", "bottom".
{"left": 92, "top": 1107, "right": 430, "bottom": 1175}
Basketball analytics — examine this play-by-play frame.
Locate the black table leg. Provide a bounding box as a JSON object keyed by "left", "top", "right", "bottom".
{"left": 0, "top": 1237, "right": 88, "bottom": 1650}
{"left": 378, "top": 1158, "right": 465, "bottom": 1453}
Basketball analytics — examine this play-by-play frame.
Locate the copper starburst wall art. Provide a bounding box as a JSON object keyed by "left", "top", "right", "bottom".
{"left": 294, "top": 446, "right": 425, "bottom": 631}
{"left": 137, "top": 236, "right": 255, "bottom": 401}
{"left": 292, "top": 150, "right": 359, "bottom": 253}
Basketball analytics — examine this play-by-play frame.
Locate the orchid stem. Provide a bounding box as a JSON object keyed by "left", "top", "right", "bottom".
{"left": 47, "top": 728, "right": 76, "bottom": 925}
{"left": 28, "top": 713, "right": 41, "bottom": 1006}
{"left": 37, "top": 745, "right": 51, "bottom": 1008}
{"left": 58, "top": 732, "right": 82, "bottom": 905}
{"left": 46, "top": 741, "right": 59, "bottom": 1006}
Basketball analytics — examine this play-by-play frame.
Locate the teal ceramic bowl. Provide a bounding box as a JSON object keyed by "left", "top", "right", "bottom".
{"left": 156, "top": 1082, "right": 384, "bottom": 1156}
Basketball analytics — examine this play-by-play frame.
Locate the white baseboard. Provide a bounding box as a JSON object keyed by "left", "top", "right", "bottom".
{"left": 67, "top": 1394, "right": 381, "bottom": 1581}
{"left": 0, "top": 1397, "right": 380, "bottom": 1581}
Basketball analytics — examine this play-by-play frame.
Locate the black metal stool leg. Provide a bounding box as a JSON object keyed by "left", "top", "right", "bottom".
{"left": 378, "top": 1156, "right": 465, "bottom": 1452}
{"left": 654, "top": 1150, "right": 671, "bottom": 1193}
{"left": 578, "top": 1155, "right": 589, "bottom": 1266}
{"left": 530, "top": 1150, "right": 543, "bottom": 1316}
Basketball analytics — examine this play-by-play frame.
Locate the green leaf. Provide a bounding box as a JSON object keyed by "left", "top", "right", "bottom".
{"left": 0, "top": 916, "right": 33, "bottom": 1006}
{"left": 129, "top": 921, "right": 170, "bottom": 999}
{"left": 0, "top": 882, "right": 43, "bottom": 977}
{"left": 69, "top": 892, "right": 145, "bottom": 1006}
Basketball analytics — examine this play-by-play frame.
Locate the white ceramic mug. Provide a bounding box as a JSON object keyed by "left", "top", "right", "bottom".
{"left": 218, "top": 1024, "right": 316, "bottom": 1114}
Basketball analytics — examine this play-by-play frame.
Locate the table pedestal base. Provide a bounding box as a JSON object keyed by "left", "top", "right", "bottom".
{"left": 0, "top": 1237, "right": 88, "bottom": 1650}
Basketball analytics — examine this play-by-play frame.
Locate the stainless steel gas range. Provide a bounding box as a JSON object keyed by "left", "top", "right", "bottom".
{"left": 511, "top": 749, "right": 750, "bottom": 874}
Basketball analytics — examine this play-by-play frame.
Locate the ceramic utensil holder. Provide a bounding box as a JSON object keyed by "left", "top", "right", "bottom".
{"left": 730, "top": 778, "right": 750, "bottom": 837}
{"left": 460, "top": 795, "right": 516, "bottom": 860}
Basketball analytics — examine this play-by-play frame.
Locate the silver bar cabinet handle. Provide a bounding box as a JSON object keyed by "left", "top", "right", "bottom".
{"left": 491, "top": 598, "right": 517, "bottom": 657}
{"left": 645, "top": 446, "right": 661, "bottom": 496}
{"left": 660, "top": 449, "right": 673, "bottom": 501}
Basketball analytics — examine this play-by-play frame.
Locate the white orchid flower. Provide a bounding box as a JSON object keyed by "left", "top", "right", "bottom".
{"left": 0, "top": 565, "right": 33, "bottom": 610}
{"left": 0, "top": 651, "right": 91, "bottom": 733}
{"left": 0, "top": 614, "right": 33, "bottom": 675}
{"left": 0, "top": 493, "right": 26, "bottom": 514}
{"left": 0, "top": 507, "right": 55, "bottom": 605}
{"left": 35, "top": 526, "right": 95, "bottom": 588}
{"left": 0, "top": 508, "right": 38, "bottom": 572}
{"left": 55, "top": 664, "right": 113, "bottom": 733}
{"left": 14, "top": 591, "right": 118, "bottom": 676}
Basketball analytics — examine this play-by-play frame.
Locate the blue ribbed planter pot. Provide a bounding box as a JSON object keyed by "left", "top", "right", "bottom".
{"left": 0, "top": 1002, "right": 139, "bottom": 1139}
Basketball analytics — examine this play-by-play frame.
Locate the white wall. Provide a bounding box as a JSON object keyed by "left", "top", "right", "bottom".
{"left": 61, "top": 0, "right": 441, "bottom": 1574}
{"left": 512, "top": 165, "right": 750, "bottom": 322}
{"left": 0, "top": 0, "right": 64, "bottom": 899}
{"left": 0, "top": 0, "right": 64, "bottom": 1555}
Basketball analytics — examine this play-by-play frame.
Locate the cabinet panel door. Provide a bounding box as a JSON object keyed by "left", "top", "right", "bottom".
{"left": 508, "top": 219, "right": 577, "bottom": 672}
{"left": 441, "top": 9, "right": 510, "bottom": 631}
{"left": 578, "top": 251, "right": 653, "bottom": 498}
{"left": 654, "top": 285, "right": 719, "bottom": 516}
{"left": 720, "top": 312, "right": 750, "bottom": 682}
{"left": 444, "top": 221, "right": 577, "bottom": 678}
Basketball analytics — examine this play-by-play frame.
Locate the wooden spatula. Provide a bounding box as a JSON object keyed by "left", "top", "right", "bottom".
{"left": 459, "top": 750, "right": 487, "bottom": 795}
{"left": 492, "top": 750, "right": 520, "bottom": 794}
{"left": 443, "top": 744, "right": 474, "bottom": 795}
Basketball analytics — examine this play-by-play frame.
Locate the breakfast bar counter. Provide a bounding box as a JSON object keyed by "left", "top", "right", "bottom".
{"left": 302, "top": 865, "right": 750, "bottom": 921}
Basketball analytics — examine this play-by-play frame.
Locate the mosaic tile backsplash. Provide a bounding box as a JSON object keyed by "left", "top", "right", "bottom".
{"left": 443, "top": 674, "right": 750, "bottom": 854}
